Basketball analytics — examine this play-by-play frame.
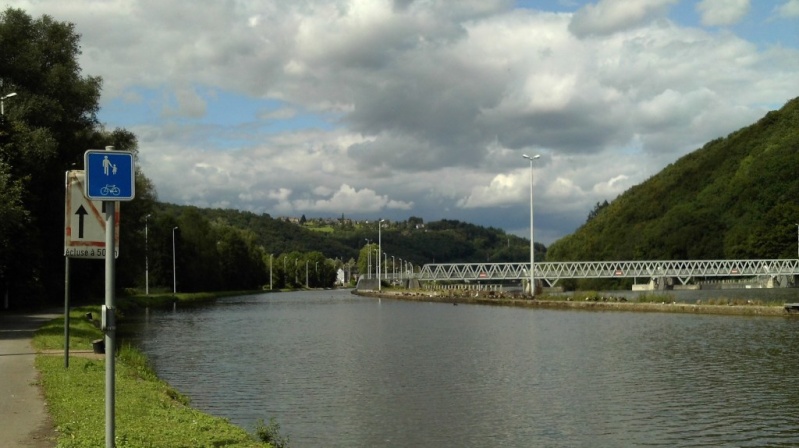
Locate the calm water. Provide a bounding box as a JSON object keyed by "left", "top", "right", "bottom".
{"left": 130, "top": 289, "right": 799, "bottom": 447}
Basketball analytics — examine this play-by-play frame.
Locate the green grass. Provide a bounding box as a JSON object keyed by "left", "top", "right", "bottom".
{"left": 305, "top": 226, "right": 334, "bottom": 233}
{"left": 33, "top": 293, "right": 277, "bottom": 447}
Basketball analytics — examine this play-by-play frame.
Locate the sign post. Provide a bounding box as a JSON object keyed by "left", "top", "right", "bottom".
{"left": 85, "top": 147, "right": 135, "bottom": 448}
{"left": 63, "top": 171, "right": 121, "bottom": 369}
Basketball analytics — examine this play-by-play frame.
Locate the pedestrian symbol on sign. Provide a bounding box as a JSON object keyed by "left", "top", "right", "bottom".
{"left": 84, "top": 150, "right": 136, "bottom": 201}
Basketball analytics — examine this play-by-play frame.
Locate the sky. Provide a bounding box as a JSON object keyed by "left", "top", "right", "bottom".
{"left": 13, "top": 0, "right": 799, "bottom": 245}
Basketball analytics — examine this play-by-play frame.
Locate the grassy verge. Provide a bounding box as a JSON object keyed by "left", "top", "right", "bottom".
{"left": 355, "top": 289, "right": 793, "bottom": 316}
{"left": 33, "top": 292, "right": 276, "bottom": 448}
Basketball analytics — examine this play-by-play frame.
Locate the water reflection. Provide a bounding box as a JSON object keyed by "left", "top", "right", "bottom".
{"left": 130, "top": 289, "right": 799, "bottom": 447}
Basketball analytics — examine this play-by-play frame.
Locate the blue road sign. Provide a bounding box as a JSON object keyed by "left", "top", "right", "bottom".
{"left": 84, "top": 150, "right": 136, "bottom": 201}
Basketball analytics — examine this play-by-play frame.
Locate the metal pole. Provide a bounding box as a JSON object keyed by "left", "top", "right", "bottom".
{"left": 378, "top": 221, "right": 382, "bottom": 291}
{"left": 269, "top": 254, "right": 273, "bottom": 290}
{"left": 2, "top": 92, "right": 16, "bottom": 310}
{"left": 64, "top": 256, "right": 70, "bottom": 369}
{"left": 101, "top": 146, "right": 118, "bottom": 448}
{"left": 305, "top": 261, "right": 309, "bottom": 288}
{"left": 145, "top": 214, "right": 150, "bottom": 295}
{"left": 104, "top": 197, "right": 116, "bottom": 448}
{"left": 523, "top": 154, "right": 540, "bottom": 296}
{"left": 367, "top": 242, "right": 371, "bottom": 279}
{"left": 172, "top": 227, "right": 178, "bottom": 294}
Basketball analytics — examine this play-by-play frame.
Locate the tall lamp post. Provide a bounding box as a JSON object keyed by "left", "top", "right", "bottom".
{"left": 1, "top": 91, "right": 17, "bottom": 116}
{"left": 365, "top": 239, "right": 371, "bottom": 279}
{"left": 172, "top": 227, "right": 178, "bottom": 294}
{"left": 145, "top": 214, "right": 151, "bottom": 295}
{"left": 269, "top": 254, "right": 273, "bottom": 290}
{"left": 522, "top": 154, "right": 540, "bottom": 296}
{"left": 378, "top": 220, "right": 384, "bottom": 290}
{"left": 1, "top": 91, "right": 16, "bottom": 310}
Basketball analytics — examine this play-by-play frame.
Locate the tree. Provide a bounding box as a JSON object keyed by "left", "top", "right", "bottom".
{"left": 586, "top": 200, "right": 609, "bottom": 223}
{"left": 0, "top": 9, "right": 162, "bottom": 305}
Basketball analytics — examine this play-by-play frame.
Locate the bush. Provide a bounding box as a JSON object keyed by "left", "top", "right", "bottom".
{"left": 255, "top": 418, "right": 290, "bottom": 448}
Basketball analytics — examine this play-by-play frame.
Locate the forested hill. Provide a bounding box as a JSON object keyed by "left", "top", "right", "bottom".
{"left": 158, "top": 203, "right": 541, "bottom": 266}
{"left": 547, "top": 96, "right": 799, "bottom": 262}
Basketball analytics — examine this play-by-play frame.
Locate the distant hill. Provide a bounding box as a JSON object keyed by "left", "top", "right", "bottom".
{"left": 158, "top": 203, "right": 543, "bottom": 266}
{"left": 547, "top": 96, "right": 799, "bottom": 262}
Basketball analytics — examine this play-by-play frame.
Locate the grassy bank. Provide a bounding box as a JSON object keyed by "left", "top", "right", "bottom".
{"left": 33, "top": 292, "right": 277, "bottom": 448}
{"left": 354, "top": 289, "right": 796, "bottom": 317}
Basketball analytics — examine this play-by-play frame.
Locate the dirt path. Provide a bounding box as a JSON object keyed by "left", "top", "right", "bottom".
{"left": 0, "top": 311, "right": 60, "bottom": 448}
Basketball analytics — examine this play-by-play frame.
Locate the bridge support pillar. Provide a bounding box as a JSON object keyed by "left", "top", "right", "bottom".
{"left": 651, "top": 277, "right": 674, "bottom": 290}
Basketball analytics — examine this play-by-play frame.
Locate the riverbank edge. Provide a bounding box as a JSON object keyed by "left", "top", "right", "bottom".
{"left": 33, "top": 290, "right": 277, "bottom": 447}
{"left": 352, "top": 289, "right": 798, "bottom": 317}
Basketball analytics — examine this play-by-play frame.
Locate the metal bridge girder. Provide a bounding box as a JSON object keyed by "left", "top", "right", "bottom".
{"left": 416, "top": 259, "right": 799, "bottom": 282}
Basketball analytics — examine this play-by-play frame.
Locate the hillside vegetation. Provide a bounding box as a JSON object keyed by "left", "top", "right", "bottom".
{"left": 547, "top": 96, "right": 799, "bottom": 262}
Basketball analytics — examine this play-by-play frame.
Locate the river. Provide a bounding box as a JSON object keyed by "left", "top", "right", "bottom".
{"left": 129, "top": 289, "right": 799, "bottom": 447}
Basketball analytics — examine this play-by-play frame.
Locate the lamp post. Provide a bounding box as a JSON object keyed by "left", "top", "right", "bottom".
{"left": 145, "top": 214, "right": 151, "bottom": 295}
{"left": 1, "top": 91, "right": 17, "bottom": 116}
{"left": 1, "top": 92, "right": 15, "bottom": 310}
{"left": 172, "top": 227, "right": 179, "bottom": 294}
{"left": 522, "top": 154, "right": 540, "bottom": 296}
{"left": 378, "top": 220, "right": 384, "bottom": 291}
{"left": 365, "top": 239, "right": 371, "bottom": 279}
{"left": 269, "top": 254, "right": 273, "bottom": 290}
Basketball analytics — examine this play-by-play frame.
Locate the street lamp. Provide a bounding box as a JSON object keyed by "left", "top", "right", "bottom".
{"left": 269, "top": 254, "right": 273, "bottom": 290}
{"left": 1, "top": 92, "right": 17, "bottom": 116}
{"left": 522, "top": 154, "right": 540, "bottom": 296}
{"left": 172, "top": 227, "right": 179, "bottom": 294}
{"left": 378, "top": 220, "right": 384, "bottom": 291}
{"left": 365, "top": 239, "right": 372, "bottom": 279}
{"left": 145, "top": 214, "right": 151, "bottom": 295}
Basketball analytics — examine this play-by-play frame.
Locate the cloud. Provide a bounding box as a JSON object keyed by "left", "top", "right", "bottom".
{"left": 13, "top": 0, "right": 799, "bottom": 245}
{"left": 457, "top": 171, "right": 527, "bottom": 208}
{"left": 775, "top": 0, "right": 799, "bottom": 18}
{"left": 292, "top": 184, "right": 413, "bottom": 213}
{"left": 697, "top": 0, "right": 751, "bottom": 26}
{"left": 569, "top": 0, "right": 678, "bottom": 38}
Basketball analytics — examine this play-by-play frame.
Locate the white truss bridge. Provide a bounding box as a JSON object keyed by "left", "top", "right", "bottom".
{"left": 416, "top": 259, "right": 799, "bottom": 287}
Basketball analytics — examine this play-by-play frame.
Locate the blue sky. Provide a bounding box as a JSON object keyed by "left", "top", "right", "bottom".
{"left": 19, "top": 0, "right": 799, "bottom": 245}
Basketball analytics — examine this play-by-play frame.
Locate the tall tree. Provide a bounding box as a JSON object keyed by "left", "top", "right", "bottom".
{"left": 0, "top": 8, "right": 156, "bottom": 306}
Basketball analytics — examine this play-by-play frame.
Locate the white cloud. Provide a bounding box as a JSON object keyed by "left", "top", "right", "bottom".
{"left": 776, "top": 0, "right": 799, "bottom": 18}
{"left": 569, "top": 0, "right": 678, "bottom": 37}
{"left": 697, "top": 0, "right": 751, "bottom": 26}
{"left": 457, "top": 171, "right": 527, "bottom": 208}
{"left": 292, "top": 184, "right": 413, "bottom": 213}
{"left": 12, "top": 0, "right": 799, "bottom": 245}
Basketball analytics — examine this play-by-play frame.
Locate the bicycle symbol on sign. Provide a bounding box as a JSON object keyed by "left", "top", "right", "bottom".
{"left": 100, "top": 184, "right": 121, "bottom": 196}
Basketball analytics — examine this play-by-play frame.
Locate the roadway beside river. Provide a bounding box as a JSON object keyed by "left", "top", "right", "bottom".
{"left": 352, "top": 289, "right": 797, "bottom": 317}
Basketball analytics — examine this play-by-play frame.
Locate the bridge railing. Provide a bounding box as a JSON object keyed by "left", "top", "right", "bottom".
{"left": 417, "top": 259, "right": 799, "bottom": 286}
